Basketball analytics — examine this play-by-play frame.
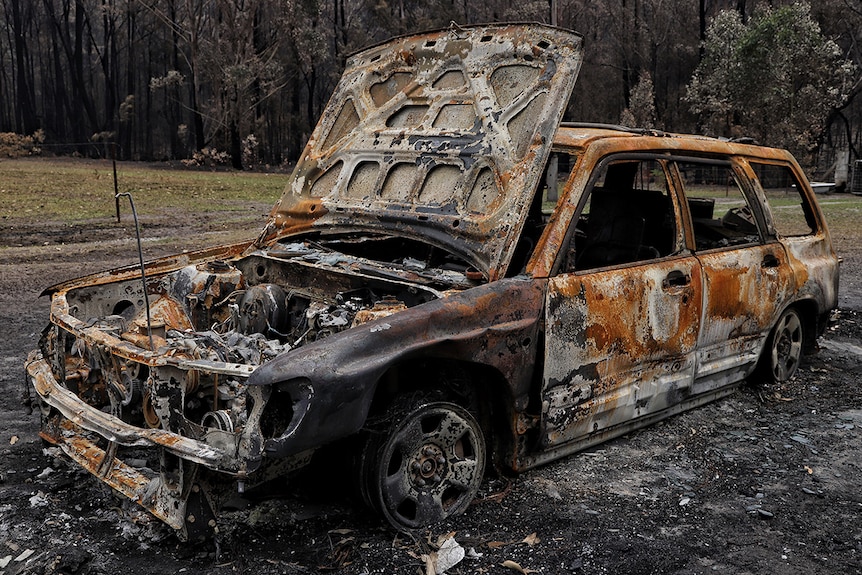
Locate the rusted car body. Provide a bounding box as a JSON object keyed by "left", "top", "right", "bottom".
{"left": 26, "top": 24, "right": 838, "bottom": 539}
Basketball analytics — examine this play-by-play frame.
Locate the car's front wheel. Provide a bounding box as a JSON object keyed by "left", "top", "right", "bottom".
{"left": 760, "top": 307, "right": 805, "bottom": 383}
{"left": 360, "top": 397, "right": 486, "bottom": 531}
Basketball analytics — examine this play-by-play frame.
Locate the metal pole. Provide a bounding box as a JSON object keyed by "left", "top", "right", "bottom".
{"left": 113, "top": 142, "right": 121, "bottom": 222}
{"left": 115, "top": 192, "right": 154, "bottom": 351}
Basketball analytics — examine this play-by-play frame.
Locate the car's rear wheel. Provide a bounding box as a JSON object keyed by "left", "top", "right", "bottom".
{"left": 760, "top": 307, "right": 804, "bottom": 383}
{"left": 360, "top": 398, "right": 486, "bottom": 531}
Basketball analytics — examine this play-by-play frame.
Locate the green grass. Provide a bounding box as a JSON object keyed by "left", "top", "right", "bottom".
{"left": 0, "top": 157, "right": 287, "bottom": 223}
{"left": 815, "top": 196, "right": 862, "bottom": 241}
{"left": 2, "top": 157, "right": 859, "bottom": 251}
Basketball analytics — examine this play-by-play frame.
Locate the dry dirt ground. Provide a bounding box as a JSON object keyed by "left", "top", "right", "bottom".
{"left": 1, "top": 200, "right": 861, "bottom": 575}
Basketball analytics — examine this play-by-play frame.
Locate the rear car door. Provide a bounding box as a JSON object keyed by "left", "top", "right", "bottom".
{"left": 671, "top": 157, "right": 797, "bottom": 392}
{"left": 540, "top": 155, "right": 702, "bottom": 449}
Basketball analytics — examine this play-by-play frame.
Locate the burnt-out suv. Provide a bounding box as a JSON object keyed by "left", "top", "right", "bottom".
{"left": 26, "top": 24, "right": 838, "bottom": 539}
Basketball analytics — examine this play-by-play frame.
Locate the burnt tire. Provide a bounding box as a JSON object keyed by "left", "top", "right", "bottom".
{"left": 758, "top": 307, "right": 804, "bottom": 383}
{"left": 360, "top": 398, "right": 486, "bottom": 531}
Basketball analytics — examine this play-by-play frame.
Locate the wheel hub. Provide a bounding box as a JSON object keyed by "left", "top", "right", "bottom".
{"left": 777, "top": 333, "right": 791, "bottom": 358}
{"left": 409, "top": 444, "right": 447, "bottom": 487}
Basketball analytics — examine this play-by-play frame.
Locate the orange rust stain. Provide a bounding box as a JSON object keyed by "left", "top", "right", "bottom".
{"left": 584, "top": 322, "right": 611, "bottom": 350}
{"left": 552, "top": 277, "right": 582, "bottom": 299}
{"left": 39, "top": 430, "right": 59, "bottom": 445}
{"left": 455, "top": 290, "right": 499, "bottom": 315}
{"left": 398, "top": 49, "right": 416, "bottom": 65}
{"left": 158, "top": 434, "right": 183, "bottom": 447}
{"left": 121, "top": 331, "right": 168, "bottom": 351}
{"left": 153, "top": 300, "right": 193, "bottom": 331}
{"left": 582, "top": 280, "right": 642, "bottom": 354}
{"left": 554, "top": 263, "right": 701, "bottom": 361}
{"left": 275, "top": 198, "right": 328, "bottom": 222}
{"left": 705, "top": 267, "right": 749, "bottom": 318}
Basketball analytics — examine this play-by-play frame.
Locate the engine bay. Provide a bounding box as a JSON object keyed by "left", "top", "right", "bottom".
{"left": 43, "top": 234, "right": 478, "bottom": 437}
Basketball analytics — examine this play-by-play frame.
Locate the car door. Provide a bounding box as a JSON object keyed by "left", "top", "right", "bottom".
{"left": 671, "top": 157, "right": 797, "bottom": 392}
{"left": 540, "top": 155, "right": 702, "bottom": 450}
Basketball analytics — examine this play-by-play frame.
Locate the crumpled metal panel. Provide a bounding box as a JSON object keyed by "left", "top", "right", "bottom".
{"left": 693, "top": 245, "right": 796, "bottom": 387}
{"left": 247, "top": 277, "right": 546, "bottom": 457}
{"left": 541, "top": 258, "right": 702, "bottom": 449}
{"left": 258, "top": 24, "right": 583, "bottom": 280}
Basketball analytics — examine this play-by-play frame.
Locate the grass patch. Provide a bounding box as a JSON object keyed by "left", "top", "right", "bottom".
{"left": 816, "top": 196, "right": 862, "bottom": 227}
{"left": 2, "top": 157, "right": 859, "bottom": 250}
{"left": 0, "top": 157, "right": 287, "bottom": 223}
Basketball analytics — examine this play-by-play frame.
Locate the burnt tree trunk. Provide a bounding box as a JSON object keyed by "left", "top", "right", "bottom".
{"left": 10, "top": 0, "right": 37, "bottom": 134}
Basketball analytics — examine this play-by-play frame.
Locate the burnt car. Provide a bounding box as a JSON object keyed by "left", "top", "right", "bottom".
{"left": 26, "top": 23, "right": 838, "bottom": 540}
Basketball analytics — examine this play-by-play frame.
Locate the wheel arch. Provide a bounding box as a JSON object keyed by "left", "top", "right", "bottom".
{"left": 366, "top": 356, "right": 520, "bottom": 470}
{"left": 754, "top": 299, "right": 815, "bottom": 384}
{"left": 250, "top": 278, "right": 544, "bottom": 459}
{"left": 780, "top": 298, "right": 819, "bottom": 355}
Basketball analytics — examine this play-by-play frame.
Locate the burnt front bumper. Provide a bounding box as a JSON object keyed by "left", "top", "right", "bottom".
{"left": 27, "top": 351, "right": 228, "bottom": 537}
{"left": 27, "top": 352, "right": 226, "bottom": 464}
{"left": 25, "top": 350, "right": 309, "bottom": 540}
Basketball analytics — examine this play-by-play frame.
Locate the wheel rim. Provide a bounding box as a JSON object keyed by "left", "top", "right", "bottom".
{"left": 770, "top": 309, "right": 803, "bottom": 382}
{"left": 376, "top": 402, "right": 485, "bottom": 531}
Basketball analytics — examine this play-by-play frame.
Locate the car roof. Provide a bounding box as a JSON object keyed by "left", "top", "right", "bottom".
{"left": 553, "top": 123, "right": 797, "bottom": 163}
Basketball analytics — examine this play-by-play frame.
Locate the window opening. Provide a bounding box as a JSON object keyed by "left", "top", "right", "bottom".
{"left": 676, "top": 161, "right": 760, "bottom": 250}
{"left": 750, "top": 162, "right": 817, "bottom": 236}
{"left": 564, "top": 158, "right": 676, "bottom": 272}
{"left": 507, "top": 151, "right": 575, "bottom": 276}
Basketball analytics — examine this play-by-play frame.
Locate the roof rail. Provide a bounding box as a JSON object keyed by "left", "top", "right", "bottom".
{"left": 561, "top": 122, "right": 667, "bottom": 137}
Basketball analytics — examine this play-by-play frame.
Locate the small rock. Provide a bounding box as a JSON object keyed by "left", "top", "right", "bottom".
{"left": 801, "top": 487, "right": 824, "bottom": 497}
{"left": 434, "top": 536, "right": 465, "bottom": 575}
{"left": 36, "top": 467, "right": 54, "bottom": 479}
{"left": 29, "top": 491, "right": 49, "bottom": 508}
{"left": 757, "top": 509, "right": 774, "bottom": 519}
{"left": 14, "top": 549, "right": 35, "bottom": 562}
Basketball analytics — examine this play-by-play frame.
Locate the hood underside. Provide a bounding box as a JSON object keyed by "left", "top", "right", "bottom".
{"left": 259, "top": 23, "right": 583, "bottom": 279}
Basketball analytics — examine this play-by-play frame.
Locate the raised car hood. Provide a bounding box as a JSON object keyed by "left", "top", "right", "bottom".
{"left": 258, "top": 23, "right": 583, "bottom": 279}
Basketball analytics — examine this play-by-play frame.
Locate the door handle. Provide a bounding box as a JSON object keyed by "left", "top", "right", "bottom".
{"left": 762, "top": 253, "right": 780, "bottom": 268}
{"left": 662, "top": 270, "right": 690, "bottom": 289}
